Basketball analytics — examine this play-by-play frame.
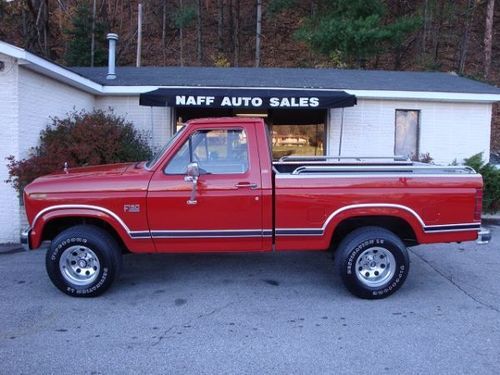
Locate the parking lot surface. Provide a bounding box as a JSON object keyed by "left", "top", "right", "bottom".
{"left": 1, "top": 225, "right": 499, "bottom": 374}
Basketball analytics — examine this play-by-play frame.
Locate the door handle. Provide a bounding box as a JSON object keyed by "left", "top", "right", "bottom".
{"left": 235, "top": 182, "right": 258, "bottom": 189}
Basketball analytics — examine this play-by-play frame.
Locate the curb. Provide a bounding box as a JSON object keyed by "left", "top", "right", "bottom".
{"left": 0, "top": 243, "right": 24, "bottom": 254}
{"left": 482, "top": 216, "right": 500, "bottom": 226}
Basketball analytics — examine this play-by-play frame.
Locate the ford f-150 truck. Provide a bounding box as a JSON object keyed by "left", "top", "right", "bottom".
{"left": 21, "top": 117, "right": 490, "bottom": 299}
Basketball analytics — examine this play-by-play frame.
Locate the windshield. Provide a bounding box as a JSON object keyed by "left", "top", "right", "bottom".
{"left": 145, "top": 125, "right": 186, "bottom": 169}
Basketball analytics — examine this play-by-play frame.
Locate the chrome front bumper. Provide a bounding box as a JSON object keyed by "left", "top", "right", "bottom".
{"left": 477, "top": 227, "right": 491, "bottom": 244}
{"left": 20, "top": 227, "right": 31, "bottom": 251}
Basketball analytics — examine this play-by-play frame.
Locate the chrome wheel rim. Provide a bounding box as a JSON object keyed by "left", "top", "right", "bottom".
{"left": 59, "top": 245, "right": 100, "bottom": 286}
{"left": 355, "top": 247, "right": 396, "bottom": 288}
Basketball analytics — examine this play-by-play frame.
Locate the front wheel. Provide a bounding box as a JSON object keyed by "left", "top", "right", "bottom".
{"left": 46, "top": 225, "right": 122, "bottom": 297}
{"left": 335, "top": 226, "right": 410, "bottom": 299}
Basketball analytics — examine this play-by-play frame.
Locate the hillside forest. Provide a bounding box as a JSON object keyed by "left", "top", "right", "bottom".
{"left": 0, "top": 0, "right": 499, "bottom": 152}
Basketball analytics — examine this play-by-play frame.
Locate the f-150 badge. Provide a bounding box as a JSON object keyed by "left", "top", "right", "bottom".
{"left": 124, "top": 204, "right": 140, "bottom": 213}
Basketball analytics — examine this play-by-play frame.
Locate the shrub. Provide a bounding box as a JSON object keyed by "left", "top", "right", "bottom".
{"left": 464, "top": 153, "right": 500, "bottom": 213}
{"left": 411, "top": 152, "right": 433, "bottom": 163}
{"left": 5, "top": 109, "right": 152, "bottom": 195}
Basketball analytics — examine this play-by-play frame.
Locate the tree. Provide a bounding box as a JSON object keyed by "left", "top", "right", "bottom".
{"left": 294, "top": 0, "right": 421, "bottom": 67}
{"left": 90, "top": 0, "right": 97, "bottom": 67}
{"left": 216, "top": 0, "right": 224, "bottom": 53}
{"left": 231, "top": 0, "right": 240, "bottom": 66}
{"left": 196, "top": 0, "right": 203, "bottom": 64}
{"left": 64, "top": 2, "right": 108, "bottom": 66}
{"left": 162, "top": 0, "right": 169, "bottom": 65}
{"left": 255, "top": 0, "right": 262, "bottom": 67}
{"left": 268, "top": 0, "right": 298, "bottom": 15}
{"left": 484, "top": 0, "right": 495, "bottom": 80}
{"left": 458, "top": 0, "right": 478, "bottom": 74}
{"left": 173, "top": 0, "right": 196, "bottom": 66}
{"left": 25, "top": 0, "right": 50, "bottom": 56}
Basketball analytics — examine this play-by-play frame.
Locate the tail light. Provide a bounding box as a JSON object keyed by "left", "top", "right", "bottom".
{"left": 474, "top": 188, "right": 483, "bottom": 222}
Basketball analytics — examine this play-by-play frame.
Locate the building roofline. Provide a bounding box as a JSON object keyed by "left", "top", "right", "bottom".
{"left": 0, "top": 40, "right": 102, "bottom": 94}
{"left": 2, "top": 40, "right": 500, "bottom": 103}
{"left": 102, "top": 85, "right": 500, "bottom": 103}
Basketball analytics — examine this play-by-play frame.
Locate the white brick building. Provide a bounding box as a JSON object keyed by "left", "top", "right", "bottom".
{"left": 1, "top": 40, "right": 500, "bottom": 243}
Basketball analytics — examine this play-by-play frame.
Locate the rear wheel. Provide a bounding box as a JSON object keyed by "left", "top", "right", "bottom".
{"left": 46, "top": 225, "right": 122, "bottom": 297}
{"left": 335, "top": 226, "right": 410, "bottom": 299}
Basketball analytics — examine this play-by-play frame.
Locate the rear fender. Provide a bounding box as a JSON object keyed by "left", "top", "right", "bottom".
{"left": 324, "top": 204, "right": 425, "bottom": 243}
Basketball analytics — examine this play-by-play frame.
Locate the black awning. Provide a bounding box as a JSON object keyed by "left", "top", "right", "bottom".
{"left": 139, "top": 88, "right": 356, "bottom": 109}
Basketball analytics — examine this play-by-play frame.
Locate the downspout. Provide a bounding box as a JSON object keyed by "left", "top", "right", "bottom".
{"left": 150, "top": 107, "right": 154, "bottom": 151}
{"left": 338, "top": 107, "right": 345, "bottom": 157}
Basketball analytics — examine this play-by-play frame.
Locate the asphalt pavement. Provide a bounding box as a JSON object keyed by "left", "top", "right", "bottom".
{"left": 1, "top": 226, "right": 499, "bottom": 375}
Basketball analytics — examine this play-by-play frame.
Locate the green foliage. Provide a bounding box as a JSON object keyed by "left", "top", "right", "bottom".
{"left": 294, "top": 0, "right": 421, "bottom": 67}
{"left": 327, "top": 50, "right": 348, "bottom": 68}
{"left": 173, "top": 6, "right": 196, "bottom": 29}
{"left": 5, "top": 109, "right": 151, "bottom": 195}
{"left": 211, "top": 53, "right": 231, "bottom": 67}
{"left": 268, "top": 0, "right": 298, "bottom": 15}
{"left": 64, "top": 3, "right": 108, "bottom": 66}
{"left": 463, "top": 153, "right": 483, "bottom": 171}
{"left": 464, "top": 153, "right": 500, "bottom": 213}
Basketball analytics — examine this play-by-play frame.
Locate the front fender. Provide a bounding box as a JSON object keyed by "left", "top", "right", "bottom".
{"left": 29, "top": 205, "right": 135, "bottom": 249}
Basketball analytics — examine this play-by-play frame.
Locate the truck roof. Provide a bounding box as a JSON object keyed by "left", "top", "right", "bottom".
{"left": 187, "top": 117, "right": 264, "bottom": 125}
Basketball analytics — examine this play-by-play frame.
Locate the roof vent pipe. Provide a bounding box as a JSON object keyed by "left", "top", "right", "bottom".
{"left": 106, "top": 33, "right": 118, "bottom": 80}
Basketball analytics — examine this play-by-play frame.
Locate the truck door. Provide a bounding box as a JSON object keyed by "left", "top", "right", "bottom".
{"left": 147, "top": 123, "right": 265, "bottom": 252}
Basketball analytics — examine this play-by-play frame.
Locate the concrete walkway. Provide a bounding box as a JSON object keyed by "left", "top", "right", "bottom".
{"left": 1, "top": 227, "right": 500, "bottom": 374}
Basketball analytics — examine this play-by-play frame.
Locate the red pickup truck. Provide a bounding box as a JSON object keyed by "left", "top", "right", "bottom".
{"left": 21, "top": 117, "right": 490, "bottom": 299}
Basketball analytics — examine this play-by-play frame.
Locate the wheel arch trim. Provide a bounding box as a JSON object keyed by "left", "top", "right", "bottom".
{"left": 31, "top": 204, "right": 149, "bottom": 239}
{"left": 322, "top": 203, "right": 426, "bottom": 230}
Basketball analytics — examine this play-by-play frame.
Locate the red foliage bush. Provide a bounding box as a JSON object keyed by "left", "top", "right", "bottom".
{"left": 5, "top": 109, "right": 151, "bottom": 194}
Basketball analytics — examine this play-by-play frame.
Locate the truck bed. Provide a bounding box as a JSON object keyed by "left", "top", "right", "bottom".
{"left": 272, "top": 156, "right": 482, "bottom": 251}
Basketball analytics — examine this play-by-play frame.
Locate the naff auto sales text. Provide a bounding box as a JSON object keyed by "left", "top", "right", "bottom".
{"left": 175, "top": 95, "right": 320, "bottom": 108}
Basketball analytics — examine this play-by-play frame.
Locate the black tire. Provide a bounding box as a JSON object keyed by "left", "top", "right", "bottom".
{"left": 46, "top": 225, "right": 122, "bottom": 297}
{"left": 335, "top": 226, "right": 410, "bottom": 299}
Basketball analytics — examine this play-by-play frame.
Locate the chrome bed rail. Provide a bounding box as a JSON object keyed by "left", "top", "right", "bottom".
{"left": 290, "top": 165, "right": 476, "bottom": 175}
{"left": 279, "top": 155, "right": 410, "bottom": 162}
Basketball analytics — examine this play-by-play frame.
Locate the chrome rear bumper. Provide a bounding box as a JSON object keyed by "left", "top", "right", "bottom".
{"left": 477, "top": 227, "right": 491, "bottom": 244}
{"left": 20, "top": 227, "right": 31, "bottom": 251}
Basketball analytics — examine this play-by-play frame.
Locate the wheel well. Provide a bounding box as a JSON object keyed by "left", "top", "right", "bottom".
{"left": 41, "top": 217, "right": 130, "bottom": 253}
{"left": 330, "top": 216, "right": 418, "bottom": 251}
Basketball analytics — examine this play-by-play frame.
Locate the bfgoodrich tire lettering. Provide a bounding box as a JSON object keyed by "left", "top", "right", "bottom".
{"left": 46, "top": 225, "right": 122, "bottom": 297}
{"left": 335, "top": 226, "right": 410, "bottom": 299}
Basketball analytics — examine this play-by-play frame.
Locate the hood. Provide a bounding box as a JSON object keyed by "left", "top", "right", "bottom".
{"left": 41, "top": 162, "right": 133, "bottom": 180}
{"left": 24, "top": 162, "right": 152, "bottom": 195}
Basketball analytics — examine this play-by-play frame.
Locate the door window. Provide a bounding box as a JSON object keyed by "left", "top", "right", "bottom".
{"left": 165, "top": 129, "right": 249, "bottom": 174}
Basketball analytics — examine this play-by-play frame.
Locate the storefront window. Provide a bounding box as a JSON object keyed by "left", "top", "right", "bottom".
{"left": 270, "top": 123, "right": 325, "bottom": 160}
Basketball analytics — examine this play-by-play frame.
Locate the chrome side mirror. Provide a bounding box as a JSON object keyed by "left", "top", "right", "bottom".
{"left": 186, "top": 162, "right": 200, "bottom": 180}
{"left": 184, "top": 162, "right": 200, "bottom": 205}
